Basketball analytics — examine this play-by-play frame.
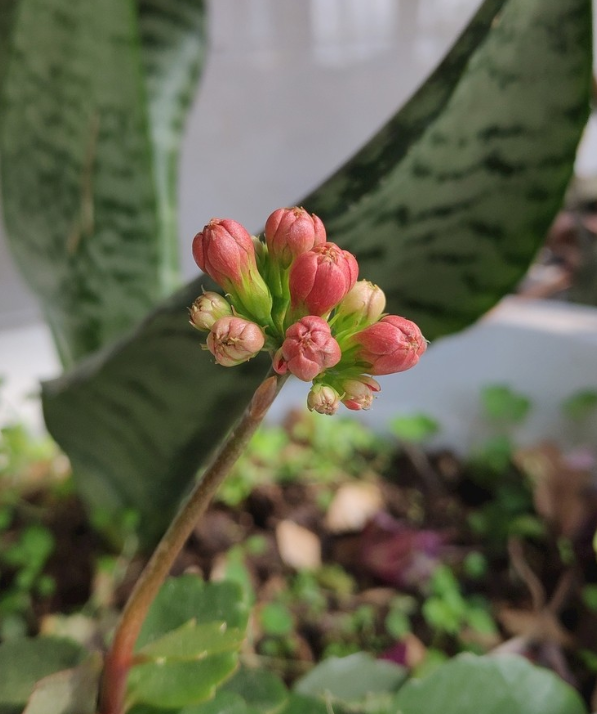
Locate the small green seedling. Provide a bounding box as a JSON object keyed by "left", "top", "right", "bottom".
{"left": 480, "top": 385, "right": 531, "bottom": 424}
{"left": 389, "top": 414, "right": 440, "bottom": 443}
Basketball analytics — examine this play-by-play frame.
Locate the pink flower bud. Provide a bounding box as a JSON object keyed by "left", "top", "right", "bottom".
{"left": 289, "top": 243, "right": 358, "bottom": 317}
{"left": 352, "top": 315, "right": 427, "bottom": 375}
{"left": 340, "top": 376, "right": 381, "bottom": 411}
{"left": 274, "top": 316, "right": 341, "bottom": 382}
{"left": 335, "top": 281, "right": 386, "bottom": 328}
{"left": 192, "top": 219, "right": 272, "bottom": 322}
{"left": 265, "top": 207, "right": 326, "bottom": 268}
{"left": 307, "top": 384, "right": 341, "bottom": 416}
{"left": 207, "top": 316, "right": 265, "bottom": 367}
{"left": 193, "top": 219, "right": 256, "bottom": 290}
{"left": 189, "top": 291, "right": 232, "bottom": 331}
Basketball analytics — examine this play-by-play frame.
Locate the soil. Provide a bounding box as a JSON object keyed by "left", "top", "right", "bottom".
{"left": 3, "top": 409, "right": 596, "bottom": 708}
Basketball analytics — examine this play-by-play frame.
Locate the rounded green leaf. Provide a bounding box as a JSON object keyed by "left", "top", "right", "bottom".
{"left": 126, "top": 653, "right": 238, "bottom": 709}
{"left": 223, "top": 668, "right": 288, "bottom": 714}
{"left": 135, "top": 576, "right": 249, "bottom": 652}
{"left": 0, "top": 637, "right": 84, "bottom": 712}
{"left": 139, "top": 620, "right": 245, "bottom": 660}
{"left": 295, "top": 653, "right": 406, "bottom": 703}
{"left": 394, "top": 654, "right": 588, "bottom": 714}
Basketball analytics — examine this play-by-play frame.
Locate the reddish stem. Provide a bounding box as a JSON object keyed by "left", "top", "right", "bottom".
{"left": 99, "top": 370, "right": 287, "bottom": 714}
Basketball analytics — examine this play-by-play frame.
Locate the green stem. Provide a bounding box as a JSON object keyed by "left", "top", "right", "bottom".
{"left": 99, "top": 368, "right": 288, "bottom": 714}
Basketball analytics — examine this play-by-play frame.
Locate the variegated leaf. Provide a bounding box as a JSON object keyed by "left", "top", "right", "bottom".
{"left": 0, "top": 0, "right": 206, "bottom": 366}
{"left": 0, "top": 0, "right": 19, "bottom": 94}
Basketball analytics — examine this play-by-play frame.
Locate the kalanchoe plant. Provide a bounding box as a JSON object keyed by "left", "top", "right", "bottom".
{"left": 99, "top": 208, "right": 426, "bottom": 713}
{"left": 102, "top": 208, "right": 427, "bottom": 710}
{"left": 190, "top": 207, "right": 427, "bottom": 415}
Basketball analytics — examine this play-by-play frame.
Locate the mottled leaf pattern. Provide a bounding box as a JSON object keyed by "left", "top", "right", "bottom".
{"left": 42, "top": 0, "right": 593, "bottom": 545}
{"left": 307, "top": 0, "right": 592, "bottom": 338}
{"left": 0, "top": 0, "right": 205, "bottom": 366}
{"left": 44, "top": 280, "right": 269, "bottom": 545}
{"left": 1, "top": 0, "right": 159, "bottom": 366}
{"left": 0, "top": 0, "right": 19, "bottom": 94}
{"left": 137, "top": 0, "right": 207, "bottom": 290}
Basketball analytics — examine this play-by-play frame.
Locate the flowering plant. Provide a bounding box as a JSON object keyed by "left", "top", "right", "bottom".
{"left": 190, "top": 207, "right": 427, "bottom": 415}
{"left": 99, "top": 211, "right": 427, "bottom": 712}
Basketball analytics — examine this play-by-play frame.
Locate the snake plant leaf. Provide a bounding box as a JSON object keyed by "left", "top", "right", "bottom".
{"left": 137, "top": 0, "right": 207, "bottom": 291}
{"left": 0, "top": 0, "right": 19, "bottom": 94}
{"left": 42, "top": 0, "right": 593, "bottom": 546}
{"left": 0, "top": 0, "right": 206, "bottom": 367}
{"left": 307, "top": 0, "right": 592, "bottom": 338}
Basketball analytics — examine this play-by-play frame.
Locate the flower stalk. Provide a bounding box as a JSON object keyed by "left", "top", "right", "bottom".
{"left": 99, "top": 369, "right": 288, "bottom": 714}
{"left": 101, "top": 204, "right": 427, "bottom": 710}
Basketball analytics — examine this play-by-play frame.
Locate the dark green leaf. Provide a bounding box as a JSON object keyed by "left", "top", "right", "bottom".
{"left": 222, "top": 668, "right": 288, "bottom": 714}
{"left": 393, "top": 654, "right": 587, "bottom": 714}
{"left": 44, "top": 283, "right": 269, "bottom": 546}
{"left": 22, "top": 654, "right": 102, "bottom": 714}
{"left": 0, "top": 0, "right": 206, "bottom": 366}
{"left": 42, "top": 0, "right": 593, "bottom": 544}
{"left": 0, "top": 637, "right": 84, "bottom": 713}
{"left": 0, "top": 0, "right": 19, "bottom": 94}
{"left": 295, "top": 653, "right": 406, "bottom": 703}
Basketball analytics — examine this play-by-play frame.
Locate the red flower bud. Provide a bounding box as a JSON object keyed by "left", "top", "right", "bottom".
{"left": 289, "top": 242, "right": 358, "bottom": 317}
{"left": 340, "top": 376, "right": 381, "bottom": 411}
{"left": 265, "top": 207, "right": 326, "bottom": 268}
{"left": 193, "top": 219, "right": 256, "bottom": 289}
{"left": 307, "top": 384, "right": 341, "bottom": 415}
{"left": 192, "top": 219, "right": 272, "bottom": 322}
{"left": 352, "top": 315, "right": 427, "bottom": 375}
{"left": 273, "top": 316, "right": 341, "bottom": 382}
{"left": 207, "top": 316, "right": 265, "bottom": 367}
{"left": 189, "top": 291, "right": 232, "bottom": 331}
{"left": 335, "top": 280, "right": 386, "bottom": 329}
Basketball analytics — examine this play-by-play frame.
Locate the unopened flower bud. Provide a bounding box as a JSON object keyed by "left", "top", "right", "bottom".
{"left": 335, "top": 281, "right": 386, "bottom": 329}
{"left": 265, "top": 207, "right": 326, "bottom": 268}
{"left": 340, "top": 376, "right": 381, "bottom": 411}
{"left": 189, "top": 291, "right": 232, "bottom": 331}
{"left": 289, "top": 242, "right": 358, "bottom": 317}
{"left": 192, "top": 218, "right": 272, "bottom": 321}
{"left": 352, "top": 315, "right": 427, "bottom": 375}
{"left": 193, "top": 218, "right": 255, "bottom": 288}
{"left": 273, "top": 316, "right": 341, "bottom": 382}
{"left": 207, "top": 316, "right": 265, "bottom": 367}
{"left": 307, "top": 384, "right": 341, "bottom": 415}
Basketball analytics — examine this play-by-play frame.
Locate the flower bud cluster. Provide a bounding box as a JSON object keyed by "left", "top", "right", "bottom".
{"left": 190, "top": 208, "right": 427, "bottom": 413}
